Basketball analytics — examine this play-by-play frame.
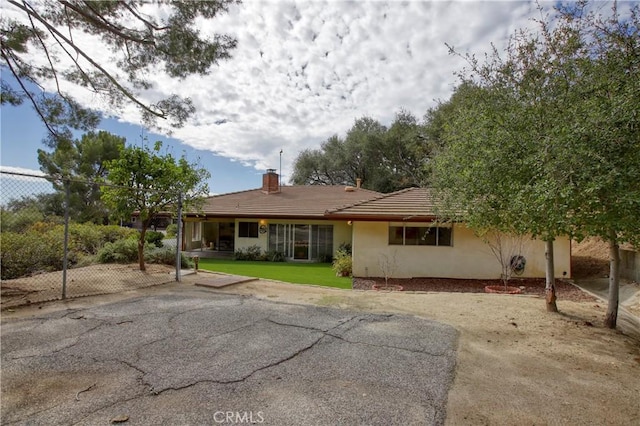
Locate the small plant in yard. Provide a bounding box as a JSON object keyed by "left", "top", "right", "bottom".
{"left": 338, "top": 242, "right": 352, "bottom": 255}
{"left": 265, "top": 250, "right": 286, "bottom": 262}
{"left": 482, "top": 230, "right": 530, "bottom": 291}
{"left": 378, "top": 249, "right": 398, "bottom": 286}
{"left": 234, "top": 245, "right": 262, "bottom": 261}
{"left": 146, "top": 246, "right": 192, "bottom": 268}
{"left": 332, "top": 248, "right": 352, "bottom": 277}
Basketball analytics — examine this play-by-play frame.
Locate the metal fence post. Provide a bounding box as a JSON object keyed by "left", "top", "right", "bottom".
{"left": 175, "top": 192, "right": 183, "bottom": 282}
{"left": 61, "top": 179, "right": 70, "bottom": 299}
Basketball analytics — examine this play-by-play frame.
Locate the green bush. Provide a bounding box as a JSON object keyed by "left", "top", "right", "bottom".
{"left": 338, "top": 242, "right": 352, "bottom": 255}
{"left": 68, "top": 223, "right": 103, "bottom": 254}
{"left": 1, "top": 208, "right": 45, "bottom": 233}
{"left": 97, "top": 238, "right": 139, "bottom": 263}
{"left": 165, "top": 223, "right": 178, "bottom": 238}
{"left": 1, "top": 221, "right": 145, "bottom": 279}
{"left": 99, "top": 225, "right": 137, "bottom": 243}
{"left": 332, "top": 249, "right": 352, "bottom": 277}
{"left": 265, "top": 250, "right": 286, "bottom": 262}
{"left": 146, "top": 246, "right": 192, "bottom": 268}
{"left": 1, "top": 231, "right": 69, "bottom": 280}
{"left": 234, "top": 245, "right": 262, "bottom": 261}
{"left": 145, "top": 230, "right": 164, "bottom": 248}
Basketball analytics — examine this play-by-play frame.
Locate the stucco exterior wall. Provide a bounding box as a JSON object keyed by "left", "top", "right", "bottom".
{"left": 620, "top": 249, "right": 640, "bottom": 282}
{"left": 351, "top": 222, "right": 571, "bottom": 279}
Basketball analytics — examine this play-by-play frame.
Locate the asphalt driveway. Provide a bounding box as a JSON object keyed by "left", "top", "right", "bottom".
{"left": 1, "top": 287, "right": 458, "bottom": 425}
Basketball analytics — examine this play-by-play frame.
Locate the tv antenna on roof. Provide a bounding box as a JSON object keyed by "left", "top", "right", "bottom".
{"left": 279, "top": 149, "right": 283, "bottom": 189}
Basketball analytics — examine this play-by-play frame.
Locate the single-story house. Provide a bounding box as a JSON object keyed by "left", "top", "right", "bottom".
{"left": 182, "top": 170, "right": 380, "bottom": 260}
{"left": 183, "top": 170, "right": 571, "bottom": 279}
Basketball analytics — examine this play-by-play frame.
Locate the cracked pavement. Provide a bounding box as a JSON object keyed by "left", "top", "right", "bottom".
{"left": 1, "top": 287, "right": 458, "bottom": 425}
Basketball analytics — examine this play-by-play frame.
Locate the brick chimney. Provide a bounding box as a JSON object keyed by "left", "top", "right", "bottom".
{"left": 262, "top": 169, "right": 280, "bottom": 194}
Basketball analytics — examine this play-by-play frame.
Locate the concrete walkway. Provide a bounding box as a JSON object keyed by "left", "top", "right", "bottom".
{"left": 573, "top": 277, "right": 640, "bottom": 340}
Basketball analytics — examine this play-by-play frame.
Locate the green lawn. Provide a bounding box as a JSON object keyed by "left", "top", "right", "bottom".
{"left": 197, "top": 259, "right": 352, "bottom": 289}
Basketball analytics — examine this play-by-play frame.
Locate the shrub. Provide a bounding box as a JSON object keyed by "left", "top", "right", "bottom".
{"left": 234, "top": 245, "right": 262, "bottom": 261}
{"left": 338, "top": 242, "right": 352, "bottom": 255}
{"left": 68, "top": 223, "right": 103, "bottom": 254}
{"left": 1, "top": 208, "right": 45, "bottom": 233}
{"left": 265, "top": 250, "right": 286, "bottom": 262}
{"left": 99, "top": 225, "right": 137, "bottom": 243}
{"left": 145, "top": 230, "right": 164, "bottom": 248}
{"left": 165, "top": 223, "right": 178, "bottom": 238}
{"left": 97, "top": 238, "right": 139, "bottom": 263}
{"left": 1, "top": 231, "right": 68, "bottom": 279}
{"left": 146, "top": 246, "right": 192, "bottom": 268}
{"left": 332, "top": 249, "right": 352, "bottom": 277}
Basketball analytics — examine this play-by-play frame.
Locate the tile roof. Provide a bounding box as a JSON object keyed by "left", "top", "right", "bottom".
{"left": 325, "top": 187, "right": 443, "bottom": 221}
{"left": 192, "top": 185, "right": 382, "bottom": 219}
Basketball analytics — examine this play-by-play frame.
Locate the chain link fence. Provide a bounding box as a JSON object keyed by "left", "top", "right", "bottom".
{"left": 1, "top": 171, "right": 189, "bottom": 310}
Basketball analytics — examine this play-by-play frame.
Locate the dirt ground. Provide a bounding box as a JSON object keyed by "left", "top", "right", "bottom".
{"left": 1, "top": 263, "right": 177, "bottom": 310}
{"left": 200, "top": 277, "right": 639, "bottom": 425}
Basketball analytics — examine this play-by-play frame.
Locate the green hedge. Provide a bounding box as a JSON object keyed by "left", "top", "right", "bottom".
{"left": 1, "top": 231, "right": 68, "bottom": 279}
{"left": 1, "top": 220, "right": 183, "bottom": 279}
{"left": 1, "top": 223, "right": 137, "bottom": 280}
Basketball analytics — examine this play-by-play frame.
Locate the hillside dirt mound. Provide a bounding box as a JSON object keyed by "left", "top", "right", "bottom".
{"left": 572, "top": 237, "right": 610, "bottom": 279}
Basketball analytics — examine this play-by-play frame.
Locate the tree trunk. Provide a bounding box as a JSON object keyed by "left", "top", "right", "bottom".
{"left": 604, "top": 232, "right": 620, "bottom": 329}
{"left": 545, "top": 239, "right": 558, "bottom": 312}
{"left": 138, "top": 222, "right": 148, "bottom": 272}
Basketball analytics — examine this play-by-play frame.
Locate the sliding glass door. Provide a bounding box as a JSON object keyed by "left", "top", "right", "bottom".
{"left": 268, "top": 224, "right": 333, "bottom": 260}
{"left": 294, "top": 225, "right": 309, "bottom": 259}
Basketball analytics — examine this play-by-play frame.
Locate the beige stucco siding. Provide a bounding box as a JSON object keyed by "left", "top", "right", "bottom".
{"left": 351, "top": 222, "right": 571, "bottom": 279}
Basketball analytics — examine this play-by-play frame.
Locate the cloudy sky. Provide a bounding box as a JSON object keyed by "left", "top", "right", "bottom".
{"left": 0, "top": 1, "right": 596, "bottom": 193}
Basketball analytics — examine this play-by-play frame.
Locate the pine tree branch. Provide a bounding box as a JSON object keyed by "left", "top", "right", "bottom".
{"left": 23, "top": 4, "right": 63, "bottom": 95}
{"left": 59, "top": 0, "right": 153, "bottom": 45}
{"left": 9, "top": 0, "right": 166, "bottom": 120}
{"left": 0, "top": 48, "right": 60, "bottom": 139}
{"left": 121, "top": 2, "right": 170, "bottom": 31}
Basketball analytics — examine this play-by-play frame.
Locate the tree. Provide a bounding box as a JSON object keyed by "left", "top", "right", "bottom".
{"left": 381, "top": 109, "right": 430, "bottom": 189}
{"left": 432, "top": 1, "right": 640, "bottom": 323}
{"left": 1, "top": 192, "right": 64, "bottom": 232}
{"left": 292, "top": 136, "right": 349, "bottom": 186}
{"left": 38, "top": 130, "right": 125, "bottom": 223}
{"left": 102, "top": 141, "right": 209, "bottom": 272}
{"left": 1, "top": 1, "right": 238, "bottom": 146}
{"left": 555, "top": 2, "right": 640, "bottom": 328}
{"left": 291, "top": 114, "right": 428, "bottom": 193}
{"left": 431, "top": 9, "right": 585, "bottom": 312}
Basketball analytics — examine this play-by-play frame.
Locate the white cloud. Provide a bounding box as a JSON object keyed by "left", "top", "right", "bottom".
{"left": 0, "top": 167, "right": 52, "bottom": 205}
{"left": 0, "top": 166, "right": 45, "bottom": 178}
{"left": 3, "top": 1, "right": 569, "bottom": 176}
